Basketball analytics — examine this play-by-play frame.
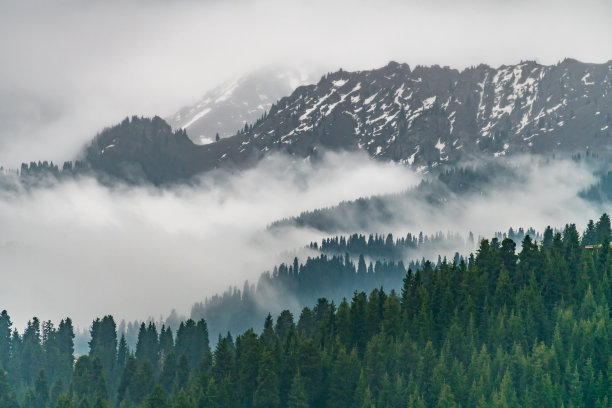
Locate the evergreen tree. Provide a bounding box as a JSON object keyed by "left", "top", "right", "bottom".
{"left": 0, "top": 311, "right": 12, "bottom": 370}
{"left": 287, "top": 371, "right": 308, "bottom": 408}
{"left": 70, "top": 356, "right": 107, "bottom": 401}
{"left": 145, "top": 385, "right": 169, "bottom": 408}
{"left": 175, "top": 319, "right": 211, "bottom": 371}
{"left": 88, "top": 316, "right": 117, "bottom": 392}
{"left": 0, "top": 368, "right": 19, "bottom": 408}
{"left": 253, "top": 349, "right": 280, "bottom": 408}
{"left": 21, "top": 317, "right": 43, "bottom": 385}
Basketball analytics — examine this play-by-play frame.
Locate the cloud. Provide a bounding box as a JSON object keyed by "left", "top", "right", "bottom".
{"left": 0, "top": 149, "right": 607, "bottom": 333}
{"left": 0, "top": 151, "right": 420, "bottom": 330}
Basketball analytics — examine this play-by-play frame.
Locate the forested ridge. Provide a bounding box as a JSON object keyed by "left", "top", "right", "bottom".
{"left": 3, "top": 215, "right": 612, "bottom": 407}
{"left": 189, "top": 226, "right": 538, "bottom": 342}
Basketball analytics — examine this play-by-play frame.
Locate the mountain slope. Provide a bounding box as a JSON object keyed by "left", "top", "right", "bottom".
{"left": 84, "top": 59, "right": 612, "bottom": 183}
{"left": 233, "top": 58, "right": 612, "bottom": 169}
{"left": 167, "top": 66, "right": 319, "bottom": 144}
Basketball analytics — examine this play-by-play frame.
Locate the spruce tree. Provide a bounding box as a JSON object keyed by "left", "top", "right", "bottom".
{"left": 145, "top": 385, "right": 169, "bottom": 408}
{"left": 287, "top": 371, "right": 308, "bottom": 408}
{"left": 0, "top": 311, "right": 11, "bottom": 370}
{"left": 253, "top": 349, "right": 280, "bottom": 408}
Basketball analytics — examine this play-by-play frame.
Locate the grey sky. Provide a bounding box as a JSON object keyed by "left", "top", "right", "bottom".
{"left": 0, "top": 0, "right": 610, "bottom": 168}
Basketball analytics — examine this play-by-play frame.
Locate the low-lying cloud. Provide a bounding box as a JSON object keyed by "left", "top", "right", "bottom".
{"left": 1, "top": 151, "right": 608, "bottom": 334}
{"left": 0, "top": 151, "right": 420, "bottom": 330}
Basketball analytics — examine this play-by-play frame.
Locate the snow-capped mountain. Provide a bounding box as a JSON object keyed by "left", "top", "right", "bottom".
{"left": 167, "top": 66, "right": 320, "bottom": 144}
{"left": 224, "top": 58, "right": 612, "bottom": 171}
{"left": 86, "top": 59, "right": 612, "bottom": 184}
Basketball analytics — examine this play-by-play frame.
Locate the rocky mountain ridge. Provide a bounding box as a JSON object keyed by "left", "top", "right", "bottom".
{"left": 79, "top": 59, "right": 612, "bottom": 183}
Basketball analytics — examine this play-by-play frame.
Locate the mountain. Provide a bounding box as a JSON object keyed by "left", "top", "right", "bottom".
{"left": 84, "top": 116, "right": 199, "bottom": 184}
{"left": 85, "top": 59, "right": 612, "bottom": 183}
{"left": 227, "top": 58, "right": 612, "bottom": 170}
{"left": 167, "top": 66, "right": 319, "bottom": 144}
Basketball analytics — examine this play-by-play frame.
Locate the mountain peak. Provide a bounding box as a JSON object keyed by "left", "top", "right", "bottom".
{"left": 167, "top": 65, "right": 322, "bottom": 145}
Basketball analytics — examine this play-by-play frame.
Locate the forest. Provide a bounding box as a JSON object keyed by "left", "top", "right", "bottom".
{"left": 2, "top": 214, "right": 612, "bottom": 407}
{"left": 189, "top": 226, "right": 539, "bottom": 343}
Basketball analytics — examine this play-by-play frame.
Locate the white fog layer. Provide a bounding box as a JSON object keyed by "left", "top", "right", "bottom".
{"left": 0, "top": 152, "right": 608, "bottom": 330}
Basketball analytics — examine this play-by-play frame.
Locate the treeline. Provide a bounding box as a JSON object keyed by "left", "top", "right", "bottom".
{"left": 0, "top": 159, "right": 91, "bottom": 189}
{"left": 308, "top": 227, "right": 540, "bottom": 263}
{"left": 269, "top": 162, "right": 519, "bottom": 233}
{"left": 142, "top": 221, "right": 596, "bottom": 358}
{"left": 0, "top": 116, "right": 193, "bottom": 188}
{"left": 3, "top": 215, "right": 612, "bottom": 406}
{"left": 580, "top": 171, "right": 612, "bottom": 202}
{"left": 311, "top": 231, "right": 467, "bottom": 261}
{"left": 190, "top": 253, "right": 414, "bottom": 343}
{"left": 268, "top": 181, "right": 445, "bottom": 233}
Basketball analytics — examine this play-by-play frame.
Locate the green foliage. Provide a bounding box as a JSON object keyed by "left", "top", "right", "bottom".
{"left": 144, "top": 385, "right": 168, "bottom": 408}
{"left": 5, "top": 215, "right": 612, "bottom": 407}
{"left": 287, "top": 371, "right": 308, "bottom": 408}
{"left": 253, "top": 349, "right": 280, "bottom": 408}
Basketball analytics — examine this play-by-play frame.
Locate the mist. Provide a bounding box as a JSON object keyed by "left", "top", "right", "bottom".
{"left": 1, "top": 0, "right": 610, "bottom": 168}
{"left": 0, "top": 148, "right": 608, "bottom": 334}
{"left": 0, "top": 151, "right": 420, "bottom": 330}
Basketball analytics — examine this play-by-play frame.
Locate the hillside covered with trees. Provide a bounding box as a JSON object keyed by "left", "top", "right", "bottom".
{"left": 2, "top": 215, "right": 612, "bottom": 407}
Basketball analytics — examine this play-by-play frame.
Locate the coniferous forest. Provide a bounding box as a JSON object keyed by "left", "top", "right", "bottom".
{"left": 2, "top": 215, "right": 612, "bottom": 407}
{"left": 3, "top": 2, "right": 611, "bottom": 408}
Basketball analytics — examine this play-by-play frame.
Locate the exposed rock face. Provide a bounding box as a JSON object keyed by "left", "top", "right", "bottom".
{"left": 86, "top": 59, "right": 612, "bottom": 183}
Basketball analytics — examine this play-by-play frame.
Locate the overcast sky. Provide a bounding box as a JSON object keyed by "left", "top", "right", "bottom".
{"left": 0, "top": 0, "right": 610, "bottom": 168}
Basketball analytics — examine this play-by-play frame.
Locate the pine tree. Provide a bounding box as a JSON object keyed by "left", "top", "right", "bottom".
{"left": 235, "top": 329, "right": 261, "bottom": 408}
{"left": 261, "top": 314, "right": 276, "bottom": 347}
{"left": 0, "top": 368, "right": 19, "bottom": 408}
{"left": 274, "top": 310, "right": 294, "bottom": 345}
{"left": 174, "top": 389, "right": 192, "bottom": 408}
{"left": 382, "top": 292, "right": 401, "bottom": 338}
{"left": 145, "top": 385, "right": 169, "bottom": 408}
{"left": 117, "top": 334, "right": 128, "bottom": 371}
{"left": 175, "top": 319, "right": 211, "bottom": 371}
{"left": 21, "top": 317, "right": 43, "bottom": 385}
{"left": 212, "top": 335, "right": 234, "bottom": 384}
{"left": 34, "top": 369, "right": 49, "bottom": 407}
{"left": 88, "top": 316, "right": 117, "bottom": 392}
{"left": 70, "top": 356, "right": 107, "bottom": 401}
{"left": 49, "top": 378, "right": 64, "bottom": 408}
{"left": 159, "top": 351, "right": 177, "bottom": 394}
{"left": 253, "top": 349, "right": 280, "bottom": 408}
{"left": 287, "top": 371, "right": 308, "bottom": 408}
{"left": 128, "top": 359, "right": 155, "bottom": 405}
{"left": 436, "top": 383, "right": 458, "bottom": 408}
{"left": 117, "top": 355, "right": 137, "bottom": 404}
{"left": 0, "top": 311, "right": 12, "bottom": 370}
{"left": 327, "top": 347, "right": 359, "bottom": 408}
{"left": 175, "top": 354, "right": 189, "bottom": 391}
